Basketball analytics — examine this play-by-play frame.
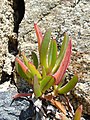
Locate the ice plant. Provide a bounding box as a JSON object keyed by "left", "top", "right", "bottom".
{"left": 13, "top": 23, "right": 83, "bottom": 119}
{"left": 15, "top": 23, "right": 78, "bottom": 98}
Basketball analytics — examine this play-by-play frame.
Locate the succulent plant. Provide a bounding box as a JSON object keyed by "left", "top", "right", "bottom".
{"left": 15, "top": 23, "right": 78, "bottom": 98}
{"left": 13, "top": 23, "right": 83, "bottom": 119}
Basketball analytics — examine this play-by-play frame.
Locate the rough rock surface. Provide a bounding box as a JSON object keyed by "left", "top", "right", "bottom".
{"left": 0, "top": 0, "right": 14, "bottom": 78}
{"left": 0, "top": 82, "right": 18, "bottom": 120}
{"left": 0, "top": 0, "right": 90, "bottom": 119}
{"left": 18, "top": 0, "right": 90, "bottom": 115}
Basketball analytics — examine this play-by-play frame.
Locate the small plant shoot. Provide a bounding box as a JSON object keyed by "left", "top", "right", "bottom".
{"left": 15, "top": 23, "right": 82, "bottom": 119}
{"left": 15, "top": 23, "right": 78, "bottom": 97}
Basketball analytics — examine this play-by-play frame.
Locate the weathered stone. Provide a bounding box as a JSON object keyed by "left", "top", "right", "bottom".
{"left": 71, "top": 82, "right": 90, "bottom": 115}
{"left": 0, "top": 82, "right": 18, "bottom": 120}
{"left": 0, "top": 0, "right": 90, "bottom": 119}
{"left": 0, "top": 0, "right": 14, "bottom": 82}
{"left": 18, "top": 0, "right": 90, "bottom": 116}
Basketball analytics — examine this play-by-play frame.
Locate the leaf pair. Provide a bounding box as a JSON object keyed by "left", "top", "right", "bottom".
{"left": 52, "top": 33, "right": 69, "bottom": 73}
{"left": 34, "top": 24, "right": 57, "bottom": 73}
{"left": 16, "top": 53, "right": 55, "bottom": 98}
{"left": 15, "top": 52, "right": 42, "bottom": 84}
{"left": 15, "top": 58, "right": 32, "bottom": 84}
{"left": 47, "top": 39, "right": 57, "bottom": 74}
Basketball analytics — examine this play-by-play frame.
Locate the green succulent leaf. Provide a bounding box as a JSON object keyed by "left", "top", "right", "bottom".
{"left": 33, "top": 75, "right": 42, "bottom": 98}
{"left": 42, "top": 66, "right": 46, "bottom": 78}
{"left": 40, "top": 29, "right": 51, "bottom": 69}
{"left": 74, "top": 105, "right": 83, "bottom": 120}
{"left": 21, "top": 52, "right": 29, "bottom": 67}
{"left": 40, "top": 76, "right": 54, "bottom": 93}
{"left": 15, "top": 58, "right": 32, "bottom": 83}
{"left": 22, "top": 52, "right": 42, "bottom": 79}
{"left": 52, "top": 33, "right": 69, "bottom": 73}
{"left": 53, "top": 40, "right": 72, "bottom": 85}
{"left": 31, "top": 51, "right": 38, "bottom": 69}
{"left": 58, "top": 75, "right": 78, "bottom": 94}
{"left": 47, "top": 39, "right": 57, "bottom": 74}
{"left": 34, "top": 23, "right": 43, "bottom": 50}
{"left": 28, "top": 62, "right": 42, "bottom": 79}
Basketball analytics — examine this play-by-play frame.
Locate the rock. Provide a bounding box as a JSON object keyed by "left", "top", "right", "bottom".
{"left": 18, "top": 0, "right": 90, "bottom": 116}
{"left": 0, "top": 81, "right": 18, "bottom": 120}
{"left": 0, "top": 0, "right": 90, "bottom": 119}
{"left": 71, "top": 82, "right": 90, "bottom": 115}
{"left": 0, "top": 0, "right": 22, "bottom": 84}
{"left": 0, "top": 0, "right": 15, "bottom": 82}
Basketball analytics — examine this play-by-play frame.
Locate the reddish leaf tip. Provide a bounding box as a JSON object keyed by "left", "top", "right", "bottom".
{"left": 78, "top": 105, "right": 83, "bottom": 111}
{"left": 34, "top": 23, "right": 43, "bottom": 49}
{"left": 12, "top": 93, "right": 32, "bottom": 99}
{"left": 15, "top": 57, "right": 28, "bottom": 73}
{"left": 53, "top": 39, "right": 72, "bottom": 85}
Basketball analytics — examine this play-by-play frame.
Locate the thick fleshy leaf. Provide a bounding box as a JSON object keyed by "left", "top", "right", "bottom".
{"left": 22, "top": 52, "right": 42, "bottom": 79}
{"left": 42, "top": 66, "right": 46, "bottom": 78}
{"left": 47, "top": 39, "right": 57, "bottom": 74}
{"left": 16, "top": 57, "right": 28, "bottom": 73}
{"left": 31, "top": 51, "right": 38, "bottom": 69}
{"left": 15, "top": 60, "right": 28, "bottom": 80}
{"left": 28, "top": 62, "right": 42, "bottom": 79}
{"left": 15, "top": 58, "right": 32, "bottom": 81}
{"left": 40, "top": 76, "right": 54, "bottom": 93}
{"left": 52, "top": 33, "right": 69, "bottom": 73}
{"left": 53, "top": 39, "right": 72, "bottom": 85}
{"left": 13, "top": 93, "right": 32, "bottom": 99}
{"left": 74, "top": 105, "right": 83, "bottom": 120}
{"left": 51, "top": 100, "right": 66, "bottom": 115}
{"left": 34, "top": 23, "right": 43, "bottom": 50}
{"left": 33, "top": 75, "right": 42, "bottom": 98}
{"left": 21, "top": 52, "right": 29, "bottom": 67}
{"left": 11, "top": 93, "right": 32, "bottom": 106}
{"left": 58, "top": 75, "right": 78, "bottom": 94}
{"left": 40, "top": 29, "right": 51, "bottom": 69}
